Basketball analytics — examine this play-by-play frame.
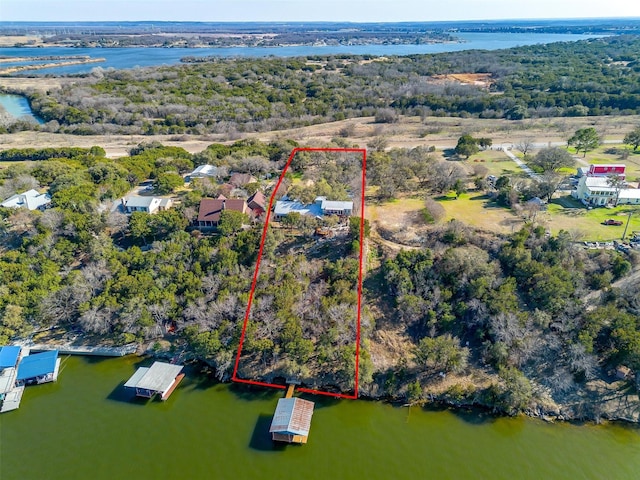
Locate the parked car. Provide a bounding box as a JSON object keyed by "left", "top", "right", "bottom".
{"left": 602, "top": 219, "right": 623, "bottom": 226}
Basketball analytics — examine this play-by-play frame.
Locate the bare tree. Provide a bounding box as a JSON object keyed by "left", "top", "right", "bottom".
{"left": 427, "top": 161, "right": 467, "bottom": 194}
{"left": 515, "top": 138, "right": 536, "bottom": 159}
{"left": 606, "top": 174, "right": 626, "bottom": 207}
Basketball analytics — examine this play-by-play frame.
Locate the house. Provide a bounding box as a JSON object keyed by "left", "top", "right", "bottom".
{"left": 1, "top": 189, "right": 51, "bottom": 211}
{"left": 229, "top": 173, "right": 257, "bottom": 188}
{"left": 273, "top": 199, "right": 323, "bottom": 220}
{"left": 247, "top": 191, "right": 267, "bottom": 216}
{"left": 188, "top": 164, "right": 220, "bottom": 180}
{"left": 123, "top": 195, "right": 173, "bottom": 214}
{"left": 197, "top": 198, "right": 248, "bottom": 228}
{"left": 269, "top": 397, "right": 315, "bottom": 444}
{"left": 16, "top": 350, "right": 60, "bottom": 386}
{"left": 123, "top": 361, "right": 184, "bottom": 401}
{"left": 572, "top": 176, "right": 640, "bottom": 206}
{"left": 273, "top": 196, "right": 353, "bottom": 220}
{"left": 318, "top": 197, "right": 354, "bottom": 216}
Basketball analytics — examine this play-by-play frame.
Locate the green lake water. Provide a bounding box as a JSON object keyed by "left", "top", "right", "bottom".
{"left": 1, "top": 355, "right": 639, "bottom": 480}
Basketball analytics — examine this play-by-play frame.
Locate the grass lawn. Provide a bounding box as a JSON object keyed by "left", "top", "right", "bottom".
{"left": 544, "top": 196, "right": 640, "bottom": 241}
{"left": 436, "top": 192, "right": 523, "bottom": 234}
{"left": 367, "top": 197, "right": 424, "bottom": 225}
{"left": 465, "top": 149, "right": 521, "bottom": 177}
{"left": 577, "top": 147, "right": 640, "bottom": 181}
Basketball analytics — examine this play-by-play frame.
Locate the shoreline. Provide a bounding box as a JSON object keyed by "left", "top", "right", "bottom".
{"left": 33, "top": 338, "right": 634, "bottom": 426}
{"left": 0, "top": 57, "right": 105, "bottom": 75}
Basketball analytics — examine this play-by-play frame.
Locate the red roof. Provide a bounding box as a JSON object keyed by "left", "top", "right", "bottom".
{"left": 197, "top": 198, "right": 247, "bottom": 223}
{"left": 247, "top": 191, "right": 267, "bottom": 211}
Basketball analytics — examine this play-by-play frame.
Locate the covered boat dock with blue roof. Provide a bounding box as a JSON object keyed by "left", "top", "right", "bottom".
{"left": 16, "top": 350, "right": 60, "bottom": 385}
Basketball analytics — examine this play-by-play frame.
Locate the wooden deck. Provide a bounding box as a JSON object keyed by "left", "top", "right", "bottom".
{"left": 160, "top": 373, "right": 185, "bottom": 401}
{"left": 272, "top": 432, "right": 308, "bottom": 444}
{"left": 285, "top": 383, "right": 295, "bottom": 398}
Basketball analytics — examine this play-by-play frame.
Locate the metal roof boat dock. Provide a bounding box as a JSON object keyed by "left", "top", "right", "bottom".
{"left": 269, "top": 384, "right": 315, "bottom": 444}
{"left": 16, "top": 350, "right": 60, "bottom": 385}
{"left": 1, "top": 346, "right": 59, "bottom": 413}
{"left": 124, "top": 361, "right": 185, "bottom": 400}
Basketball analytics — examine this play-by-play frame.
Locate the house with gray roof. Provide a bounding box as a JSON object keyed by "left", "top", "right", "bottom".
{"left": 123, "top": 195, "right": 173, "bottom": 214}
{"left": 1, "top": 189, "right": 51, "bottom": 211}
{"left": 273, "top": 196, "right": 353, "bottom": 220}
{"left": 189, "top": 164, "right": 220, "bottom": 179}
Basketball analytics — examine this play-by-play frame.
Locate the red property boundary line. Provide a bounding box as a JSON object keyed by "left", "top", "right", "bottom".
{"left": 232, "top": 147, "right": 367, "bottom": 400}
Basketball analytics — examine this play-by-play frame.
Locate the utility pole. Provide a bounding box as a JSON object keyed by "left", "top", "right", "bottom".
{"left": 622, "top": 209, "right": 633, "bottom": 241}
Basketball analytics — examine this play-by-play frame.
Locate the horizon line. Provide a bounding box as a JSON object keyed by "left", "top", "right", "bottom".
{"left": 1, "top": 16, "right": 640, "bottom": 24}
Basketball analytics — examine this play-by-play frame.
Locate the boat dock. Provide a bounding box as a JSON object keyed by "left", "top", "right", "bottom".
{"left": 1, "top": 346, "right": 59, "bottom": 413}
{"left": 269, "top": 383, "right": 315, "bottom": 445}
{"left": 27, "top": 343, "right": 137, "bottom": 357}
{"left": 0, "top": 385, "right": 24, "bottom": 413}
{"left": 124, "top": 361, "right": 185, "bottom": 401}
{"left": 160, "top": 373, "right": 185, "bottom": 401}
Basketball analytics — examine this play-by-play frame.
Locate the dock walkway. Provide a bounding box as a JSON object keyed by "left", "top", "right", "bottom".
{"left": 21, "top": 343, "right": 137, "bottom": 357}
{"left": 0, "top": 385, "right": 24, "bottom": 413}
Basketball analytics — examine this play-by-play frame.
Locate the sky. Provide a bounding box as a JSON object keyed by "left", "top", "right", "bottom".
{"left": 1, "top": 0, "right": 639, "bottom": 23}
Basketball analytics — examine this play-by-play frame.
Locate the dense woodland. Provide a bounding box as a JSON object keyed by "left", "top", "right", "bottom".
{"left": 1, "top": 140, "right": 639, "bottom": 416}
{"left": 4, "top": 36, "right": 640, "bottom": 136}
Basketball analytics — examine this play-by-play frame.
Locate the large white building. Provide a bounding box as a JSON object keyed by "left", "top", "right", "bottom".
{"left": 572, "top": 164, "right": 640, "bottom": 206}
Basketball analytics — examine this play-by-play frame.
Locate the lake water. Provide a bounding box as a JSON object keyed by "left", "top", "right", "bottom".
{"left": 1, "top": 355, "right": 638, "bottom": 480}
{"left": 0, "top": 32, "right": 608, "bottom": 76}
{"left": 0, "top": 93, "right": 43, "bottom": 123}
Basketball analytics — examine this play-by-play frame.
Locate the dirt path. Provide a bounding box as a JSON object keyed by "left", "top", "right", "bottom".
{"left": 584, "top": 264, "right": 640, "bottom": 305}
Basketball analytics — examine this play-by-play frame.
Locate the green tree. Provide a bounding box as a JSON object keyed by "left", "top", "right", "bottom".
{"left": 454, "top": 134, "right": 479, "bottom": 159}
{"left": 281, "top": 211, "right": 302, "bottom": 230}
{"left": 154, "top": 172, "right": 184, "bottom": 194}
{"left": 623, "top": 126, "right": 640, "bottom": 151}
{"left": 407, "top": 380, "right": 423, "bottom": 403}
{"left": 530, "top": 147, "right": 574, "bottom": 173}
{"left": 414, "top": 334, "right": 469, "bottom": 373}
{"left": 496, "top": 367, "right": 534, "bottom": 414}
{"left": 568, "top": 127, "right": 600, "bottom": 157}
{"left": 218, "top": 209, "right": 248, "bottom": 236}
{"left": 453, "top": 179, "right": 467, "bottom": 198}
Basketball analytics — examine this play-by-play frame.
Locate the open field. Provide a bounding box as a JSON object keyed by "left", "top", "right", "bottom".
{"left": 0, "top": 35, "right": 44, "bottom": 47}
{"left": 576, "top": 147, "right": 640, "bottom": 181}
{"left": 0, "top": 100, "right": 638, "bottom": 155}
{"left": 0, "top": 76, "right": 78, "bottom": 92}
{"left": 543, "top": 197, "right": 640, "bottom": 241}
{"left": 367, "top": 190, "right": 638, "bottom": 243}
{"left": 437, "top": 192, "right": 524, "bottom": 234}
{"left": 463, "top": 149, "right": 521, "bottom": 177}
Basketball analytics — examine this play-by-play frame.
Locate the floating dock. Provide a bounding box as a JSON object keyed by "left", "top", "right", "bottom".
{"left": 0, "top": 386, "right": 24, "bottom": 413}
